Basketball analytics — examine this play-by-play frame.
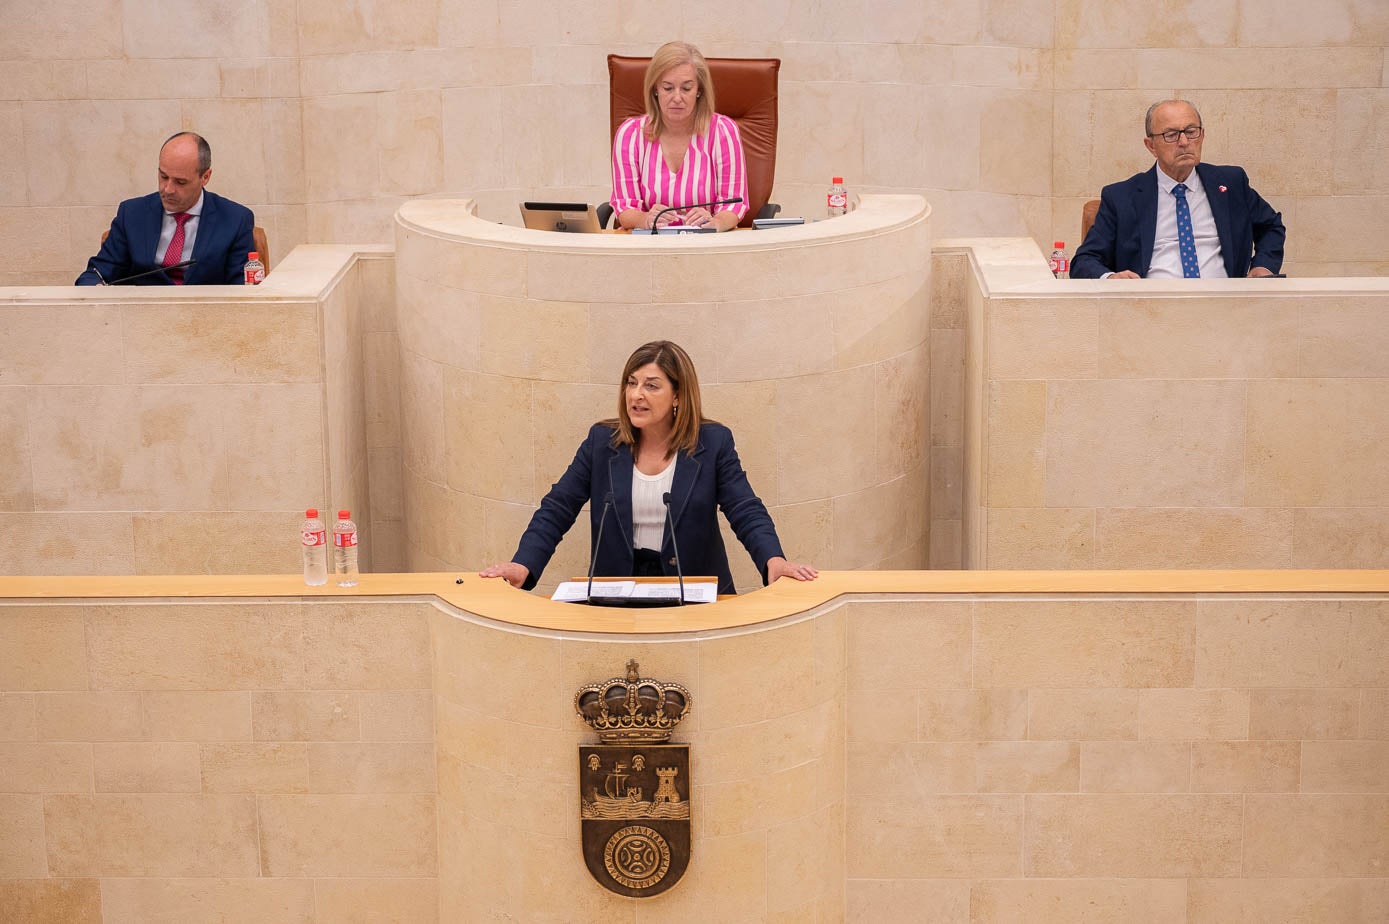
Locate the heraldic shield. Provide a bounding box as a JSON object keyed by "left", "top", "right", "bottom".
{"left": 576, "top": 661, "right": 692, "bottom": 898}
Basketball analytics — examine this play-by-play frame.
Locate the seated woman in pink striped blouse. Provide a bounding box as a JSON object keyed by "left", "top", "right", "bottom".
{"left": 610, "top": 42, "right": 749, "bottom": 233}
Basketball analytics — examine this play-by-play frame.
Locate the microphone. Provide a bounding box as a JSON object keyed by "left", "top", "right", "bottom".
{"left": 586, "top": 492, "right": 615, "bottom": 605}
{"left": 648, "top": 197, "right": 743, "bottom": 233}
{"left": 662, "top": 491, "right": 685, "bottom": 606}
{"left": 108, "top": 259, "right": 197, "bottom": 286}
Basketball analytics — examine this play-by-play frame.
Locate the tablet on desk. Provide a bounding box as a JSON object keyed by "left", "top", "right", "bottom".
{"left": 520, "top": 202, "right": 602, "bottom": 233}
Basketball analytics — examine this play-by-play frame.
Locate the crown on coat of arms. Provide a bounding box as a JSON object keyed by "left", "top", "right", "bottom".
{"left": 574, "top": 660, "right": 691, "bottom": 743}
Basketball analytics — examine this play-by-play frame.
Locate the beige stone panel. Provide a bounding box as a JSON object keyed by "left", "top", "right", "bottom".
{"left": 433, "top": 622, "right": 561, "bottom": 725}
{"left": 848, "top": 600, "right": 972, "bottom": 692}
{"left": 930, "top": 251, "right": 968, "bottom": 332}
{"left": 0, "top": 795, "right": 46, "bottom": 877}
{"left": 972, "top": 878, "right": 1187, "bottom": 924}
{"left": 212, "top": 385, "right": 326, "bottom": 511}
{"left": 975, "top": 600, "right": 1195, "bottom": 688}
{"left": 45, "top": 793, "right": 259, "bottom": 876}
{"left": 984, "top": 380, "right": 1046, "bottom": 508}
{"left": 0, "top": 0, "right": 119, "bottom": 56}
{"left": 1049, "top": 379, "right": 1246, "bottom": 507}
{"left": 847, "top": 878, "right": 969, "bottom": 922}
{"left": 360, "top": 690, "right": 433, "bottom": 743}
{"left": 1136, "top": 688, "right": 1249, "bottom": 740}
{"left": 1051, "top": 89, "right": 1163, "bottom": 198}
{"left": 974, "top": 741, "right": 1079, "bottom": 793}
{"left": 848, "top": 795, "right": 1022, "bottom": 878}
{"left": 1335, "top": 89, "right": 1389, "bottom": 194}
{"left": 1029, "top": 688, "right": 1139, "bottom": 740}
{"left": 408, "top": 475, "right": 486, "bottom": 571}
{"left": 92, "top": 742, "right": 199, "bottom": 793}
{"left": 22, "top": 100, "right": 179, "bottom": 207}
{"left": 698, "top": 623, "right": 821, "bottom": 730}
{"left": 1299, "top": 302, "right": 1389, "bottom": 380}
{"left": 864, "top": 83, "right": 980, "bottom": 191}
{"left": 849, "top": 741, "right": 975, "bottom": 798}
{"left": 1249, "top": 689, "right": 1360, "bottom": 740}
{"left": 984, "top": 507, "right": 1095, "bottom": 569}
{"left": 775, "top": 363, "right": 876, "bottom": 503}
{"left": 0, "top": 305, "right": 122, "bottom": 385}
{"left": 989, "top": 300, "right": 1097, "bottom": 380}
{"left": 476, "top": 292, "right": 592, "bottom": 381}
{"left": 1192, "top": 741, "right": 1300, "bottom": 793}
{"left": 367, "top": 518, "right": 405, "bottom": 573}
{"left": 1081, "top": 741, "right": 1191, "bottom": 794}
{"left": 1249, "top": 380, "right": 1389, "bottom": 506}
{"left": 0, "top": 693, "right": 36, "bottom": 740}
{"left": 1055, "top": 0, "right": 1237, "bottom": 46}
{"left": 302, "top": 95, "right": 379, "bottom": 202}
{"left": 444, "top": 369, "right": 535, "bottom": 503}
{"left": 1193, "top": 91, "right": 1334, "bottom": 197}
{"left": 1364, "top": 690, "right": 1389, "bottom": 739}
{"left": 397, "top": 348, "right": 446, "bottom": 485}
{"left": 1350, "top": 606, "right": 1389, "bottom": 685}
{"left": 931, "top": 332, "right": 965, "bottom": 456}
{"left": 368, "top": 449, "right": 403, "bottom": 523}
{"left": 831, "top": 469, "right": 930, "bottom": 571}
{"left": 253, "top": 692, "right": 360, "bottom": 743}
{"left": 0, "top": 60, "right": 88, "bottom": 100}
{"left": 1027, "top": 793, "right": 1241, "bottom": 877}
{"left": 1188, "top": 878, "right": 1389, "bottom": 924}
{"left": 0, "top": 104, "right": 25, "bottom": 203}
{"left": 313, "top": 879, "right": 439, "bottom": 923}
{"left": 931, "top": 519, "right": 963, "bottom": 571}
{"left": 121, "top": 0, "right": 270, "bottom": 57}
{"left": 1237, "top": 0, "right": 1389, "bottom": 46}
{"left": 0, "top": 741, "right": 92, "bottom": 792}
{"left": 440, "top": 87, "right": 506, "bottom": 192}
{"left": 766, "top": 805, "right": 843, "bottom": 917}
{"left": 1195, "top": 599, "right": 1371, "bottom": 688}
{"left": 1301, "top": 740, "right": 1389, "bottom": 793}
{"left": 309, "top": 196, "right": 404, "bottom": 246}
{"left": 260, "top": 97, "right": 305, "bottom": 205}
{"left": 120, "top": 303, "right": 319, "bottom": 384}
{"left": 845, "top": 691, "right": 916, "bottom": 745}
{"left": 258, "top": 794, "right": 436, "bottom": 876}
{"left": 700, "top": 704, "right": 838, "bottom": 785}
{"left": 777, "top": 80, "right": 866, "bottom": 188}
{"left": 377, "top": 89, "right": 443, "bottom": 197}
{"left": 132, "top": 513, "right": 301, "bottom": 575}
{"left": 1099, "top": 298, "right": 1299, "bottom": 378}
{"left": 1296, "top": 196, "right": 1389, "bottom": 263}
{"left": 100, "top": 878, "right": 315, "bottom": 924}
{"left": 1244, "top": 794, "right": 1389, "bottom": 876}
{"left": 874, "top": 343, "right": 931, "bottom": 483}
{"left": 201, "top": 743, "right": 308, "bottom": 794}
{"left": 87, "top": 603, "right": 304, "bottom": 691}
{"left": 0, "top": 879, "right": 102, "bottom": 923}
{"left": 36, "top": 692, "right": 143, "bottom": 742}
{"left": 979, "top": 91, "right": 1051, "bottom": 197}
{"left": 0, "top": 206, "right": 73, "bottom": 272}
{"left": 1133, "top": 46, "right": 1383, "bottom": 91}
{"left": 1095, "top": 507, "right": 1294, "bottom": 569}
{"left": 704, "top": 760, "right": 819, "bottom": 837}
{"left": 915, "top": 690, "right": 1028, "bottom": 742}
{"left": 302, "top": 603, "right": 429, "bottom": 690}
{"left": 0, "top": 606, "right": 86, "bottom": 690}
{"left": 714, "top": 292, "right": 840, "bottom": 383}
{"left": 307, "top": 742, "right": 436, "bottom": 794}
{"left": 141, "top": 692, "right": 251, "bottom": 743}
{"left": 526, "top": 250, "right": 654, "bottom": 306}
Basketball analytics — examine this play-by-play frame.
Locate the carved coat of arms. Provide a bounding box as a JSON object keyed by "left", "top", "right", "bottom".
{"left": 575, "top": 660, "right": 692, "bottom": 897}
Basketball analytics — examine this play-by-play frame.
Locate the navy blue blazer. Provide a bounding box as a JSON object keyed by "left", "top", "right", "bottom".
{"left": 1071, "top": 164, "right": 1285, "bottom": 279}
{"left": 76, "top": 191, "right": 256, "bottom": 286}
{"left": 512, "top": 422, "right": 786, "bottom": 595}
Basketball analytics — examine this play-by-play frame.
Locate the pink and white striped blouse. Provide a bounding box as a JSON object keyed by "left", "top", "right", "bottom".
{"left": 610, "top": 113, "right": 749, "bottom": 222}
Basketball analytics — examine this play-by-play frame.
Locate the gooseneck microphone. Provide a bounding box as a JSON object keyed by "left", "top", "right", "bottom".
{"left": 586, "top": 491, "right": 615, "bottom": 604}
{"left": 649, "top": 197, "right": 743, "bottom": 232}
{"left": 662, "top": 491, "right": 686, "bottom": 606}
{"left": 107, "top": 259, "right": 197, "bottom": 286}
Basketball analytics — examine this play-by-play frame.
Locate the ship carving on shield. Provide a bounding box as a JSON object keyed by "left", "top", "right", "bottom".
{"left": 576, "top": 660, "right": 692, "bottom": 897}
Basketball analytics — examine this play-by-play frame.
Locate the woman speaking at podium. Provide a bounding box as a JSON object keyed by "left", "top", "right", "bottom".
{"left": 611, "top": 42, "right": 748, "bottom": 232}
{"left": 480, "top": 341, "right": 817, "bottom": 594}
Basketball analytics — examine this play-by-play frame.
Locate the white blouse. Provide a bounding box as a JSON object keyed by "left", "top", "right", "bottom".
{"left": 631, "top": 458, "right": 677, "bottom": 551}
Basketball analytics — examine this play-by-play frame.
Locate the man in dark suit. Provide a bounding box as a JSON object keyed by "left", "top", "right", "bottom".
{"left": 1071, "top": 100, "right": 1285, "bottom": 280}
{"left": 76, "top": 132, "right": 256, "bottom": 286}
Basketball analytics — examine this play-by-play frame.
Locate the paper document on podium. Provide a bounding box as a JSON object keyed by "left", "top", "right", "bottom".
{"left": 550, "top": 581, "right": 716, "bottom": 603}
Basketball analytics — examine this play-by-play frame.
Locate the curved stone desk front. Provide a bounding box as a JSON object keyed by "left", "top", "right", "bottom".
{"left": 393, "top": 195, "right": 933, "bottom": 591}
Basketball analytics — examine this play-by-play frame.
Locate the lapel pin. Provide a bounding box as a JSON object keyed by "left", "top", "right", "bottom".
{"left": 1218, "top": 185, "right": 1227, "bottom": 192}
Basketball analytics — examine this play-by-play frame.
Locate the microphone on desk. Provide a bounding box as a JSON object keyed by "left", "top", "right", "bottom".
{"left": 107, "top": 259, "right": 197, "bottom": 286}
{"left": 647, "top": 197, "right": 743, "bottom": 234}
{"left": 586, "top": 492, "right": 616, "bottom": 605}
{"left": 662, "top": 491, "right": 686, "bottom": 606}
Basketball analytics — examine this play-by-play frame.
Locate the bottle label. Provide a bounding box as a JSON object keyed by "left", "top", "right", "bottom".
{"left": 245, "top": 265, "right": 265, "bottom": 285}
{"left": 1050, "top": 255, "right": 1069, "bottom": 274}
{"left": 302, "top": 528, "right": 326, "bottom": 547}
{"left": 827, "top": 192, "right": 847, "bottom": 210}
{"left": 334, "top": 531, "right": 358, "bottom": 548}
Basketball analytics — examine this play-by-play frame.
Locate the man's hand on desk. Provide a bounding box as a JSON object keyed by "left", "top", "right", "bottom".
{"left": 1248, "top": 266, "right": 1274, "bottom": 277}
{"left": 1108, "top": 270, "right": 1141, "bottom": 279}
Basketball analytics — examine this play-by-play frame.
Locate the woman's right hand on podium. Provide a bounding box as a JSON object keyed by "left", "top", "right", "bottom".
{"left": 479, "top": 561, "right": 529, "bottom": 587}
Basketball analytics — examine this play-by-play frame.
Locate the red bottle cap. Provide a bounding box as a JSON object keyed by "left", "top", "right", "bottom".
{"left": 338, "top": 510, "right": 350, "bottom": 518}
{"left": 832, "top": 177, "right": 844, "bottom": 183}
{"left": 1053, "top": 241, "right": 1065, "bottom": 248}
{"left": 248, "top": 252, "right": 259, "bottom": 260}
{"left": 306, "top": 508, "right": 318, "bottom": 517}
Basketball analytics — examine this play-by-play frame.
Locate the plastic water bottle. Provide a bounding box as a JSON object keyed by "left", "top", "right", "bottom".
{"left": 333, "top": 509, "right": 359, "bottom": 587}
{"left": 244, "top": 251, "right": 265, "bottom": 285}
{"left": 1050, "top": 241, "right": 1069, "bottom": 278}
{"left": 301, "top": 509, "right": 327, "bottom": 586}
{"left": 827, "top": 177, "right": 848, "bottom": 217}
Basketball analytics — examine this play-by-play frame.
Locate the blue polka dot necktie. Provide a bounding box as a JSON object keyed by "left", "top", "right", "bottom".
{"left": 1173, "top": 183, "right": 1200, "bottom": 278}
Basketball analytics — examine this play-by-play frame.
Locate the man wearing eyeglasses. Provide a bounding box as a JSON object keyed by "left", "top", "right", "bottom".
{"left": 1071, "top": 100, "right": 1285, "bottom": 279}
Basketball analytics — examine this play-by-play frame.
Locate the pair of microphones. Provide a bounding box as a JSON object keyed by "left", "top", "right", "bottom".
{"left": 586, "top": 491, "right": 686, "bottom": 607}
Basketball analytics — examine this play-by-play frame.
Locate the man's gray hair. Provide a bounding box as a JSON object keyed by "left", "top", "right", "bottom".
{"left": 1145, "top": 100, "right": 1201, "bottom": 135}
{"left": 162, "top": 131, "right": 212, "bottom": 173}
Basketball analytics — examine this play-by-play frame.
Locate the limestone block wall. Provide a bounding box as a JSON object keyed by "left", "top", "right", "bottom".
{"left": 2, "top": 1, "right": 1385, "bottom": 282}
{"left": 394, "top": 195, "right": 932, "bottom": 592}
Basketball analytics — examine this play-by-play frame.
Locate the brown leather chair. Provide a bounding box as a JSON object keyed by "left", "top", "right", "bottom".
{"left": 100, "top": 226, "right": 270, "bottom": 274}
{"left": 600, "top": 54, "right": 780, "bottom": 229}
{"left": 1080, "top": 199, "right": 1101, "bottom": 244}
